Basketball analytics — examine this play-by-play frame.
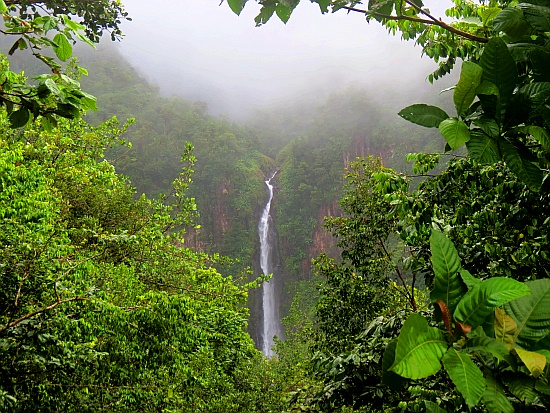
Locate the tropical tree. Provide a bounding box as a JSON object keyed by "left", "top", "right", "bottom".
{"left": 0, "top": 0, "right": 129, "bottom": 127}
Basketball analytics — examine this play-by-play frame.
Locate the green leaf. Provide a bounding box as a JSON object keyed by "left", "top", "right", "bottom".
{"left": 424, "top": 400, "right": 448, "bottom": 413}
{"left": 494, "top": 308, "right": 517, "bottom": 350}
{"left": 481, "top": 7, "right": 502, "bottom": 26}
{"left": 430, "top": 230, "right": 465, "bottom": 314}
{"left": 454, "top": 278, "right": 531, "bottom": 329}
{"left": 382, "top": 339, "right": 407, "bottom": 390}
{"left": 514, "top": 125, "right": 550, "bottom": 154}
{"left": 9, "top": 108, "right": 30, "bottom": 128}
{"left": 227, "top": 0, "right": 246, "bottom": 15}
{"left": 465, "top": 330, "right": 513, "bottom": 364}
{"left": 454, "top": 61, "right": 483, "bottom": 115}
{"left": 39, "top": 16, "right": 55, "bottom": 31}
{"left": 535, "top": 379, "right": 550, "bottom": 395}
{"left": 369, "top": 0, "right": 395, "bottom": 17}
{"left": 503, "top": 279, "right": 550, "bottom": 349}
{"left": 390, "top": 313, "right": 447, "bottom": 379}
{"left": 313, "top": 0, "right": 331, "bottom": 13}
{"left": 62, "top": 14, "right": 86, "bottom": 31}
{"left": 500, "top": 139, "right": 543, "bottom": 191}
{"left": 514, "top": 348, "right": 546, "bottom": 378}
{"left": 0, "top": 0, "right": 6, "bottom": 13}
{"left": 79, "top": 91, "right": 97, "bottom": 111}
{"left": 472, "top": 117, "right": 500, "bottom": 138}
{"left": 478, "top": 37, "right": 518, "bottom": 118}
{"left": 44, "top": 78, "right": 61, "bottom": 96}
{"left": 517, "top": 82, "right": 550, "bottom": 107}
{"left": 398, "top": 104, "right": 449, "bottom": 128}
{"left": 482, "top": 372, "right": 515, "bottom": 413}
{"left": 459, "top": 270, "right": 481, "bottom": 291}
{"left": 493, "top": 7, "right": 533, "bottom": 38}
{"left": 466, "top": 130, "right": 501, "bottom": 164}
{"left": 52, "top": 33, "right": 73, "bottom": 61}
{"left": 276, "top": 4, "right": 294, "bottom": 23}
{"left": 476, "top": 80, "right": 500, "bottom": 97}
{"left": 439, "top": 118, "right": 470, "bottom": 150}
{"left": 505, "top": 376, "right": 538, "bottom": 404}
{"left": 442, "top": 347, "right": 485, "bottom": 409}
{"left": 519, "top": 3, "right": 550, "bottom": 32}
{"left": 75, "top": 32, "right": 95, "bottom": 48}
{"left": 255, "top": 5, "right": 276, "bottom": 25}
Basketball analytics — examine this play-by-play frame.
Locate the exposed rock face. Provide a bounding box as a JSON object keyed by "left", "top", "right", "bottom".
{"left": 302, "top": 201, "right": 341, "bottom": 274}
{"left": 184, "top": 180, "right": 232, "bottom": 252}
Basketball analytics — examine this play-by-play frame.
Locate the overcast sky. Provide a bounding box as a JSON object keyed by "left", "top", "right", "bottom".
{"left": 116, "top": 1, "right": 455, "bottom": 119}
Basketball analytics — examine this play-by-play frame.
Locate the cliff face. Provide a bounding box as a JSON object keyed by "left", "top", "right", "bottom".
{"left": 184, "top": 180, "right": 232, "bottom": 253}
{"left": 303, "top": 201, "right": 340, "bottom": 273}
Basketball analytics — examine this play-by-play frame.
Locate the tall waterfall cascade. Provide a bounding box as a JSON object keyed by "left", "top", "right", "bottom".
{"left": 259, "top": 171, "right": 281, "bottom": 357}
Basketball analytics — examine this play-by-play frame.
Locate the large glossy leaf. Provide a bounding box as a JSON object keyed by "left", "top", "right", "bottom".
{"left": 517, "top": 82, "right": 550, "bottom": 107}
{"left": 473, "top": 117, "right": 500, "bottom": 138}
{"left": 439, "top": 118, "right": 470, "bottom": 150}
{"left": 514, "top": 348, "right": 546, "bottom": 377}
{"left": 442, "top": 347, "right": 485, "bottom": 409}
{"left": 466, "top": 130, "right": 501, "bottom": 164}
{"left": 429, "top": 230, "right": 465, "bottom": 314}
{"left": 503, "top": 279, "right": 550, "bottom": 349}
{"left": 493, "top": 7, "right": 533, "bottom": 37}
{"left": 494, "top": 308, "right": 517, "bottom": 350}
{"left": 454, "top": 278, "right": 531, "bottom": 329}
{"left": 482, "top": 372, "right": 515, "bottom": 413}
{"left": 390, "top": 313, "right": 447, "bottom": 379}
{"left": 454, "top": 62, "right": 483, "bottom": 115}
{"left": 398, "top": 104, "right": 449, "bottom": 128}
{"left": 466, "top": 330, "right": 513, "bottom": 365}
{"left": 500, "top": 139, "right": 543, "bottom": 191}
{"left": 514, "top": 125, "right": 550, "bottom": 153}
{"left": 481, "top": 7, "right": 502, "bottom": 25}
{"left": 476, "top": 80, "right": 500, "bottom": 97}
{"left": 381, "top": 338, "right": 407, "bottom": 390}
{"left": 459, "top": 269, "right": 481, "bottom": 291}
{"left": 519, "top": 3, "right": 550, "bottom": 31}
{"left": 505, "top": 376, "right": 538, "bottom": 404}
{"left": 479, "top": 37, "right": 518, "bottom": 118}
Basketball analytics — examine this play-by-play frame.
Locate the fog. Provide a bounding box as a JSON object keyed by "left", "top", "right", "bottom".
{"left": 116, "top": 0, "right": 455, "bottom": 120}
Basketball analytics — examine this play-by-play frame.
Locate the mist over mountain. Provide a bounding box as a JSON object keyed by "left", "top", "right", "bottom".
{"left": 117, "top": 0, "right": 455, "bottom": 120}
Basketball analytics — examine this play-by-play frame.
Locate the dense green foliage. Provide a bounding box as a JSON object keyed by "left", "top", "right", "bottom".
{"left": 0, "top": 113, "right": 287, "bottom": 412}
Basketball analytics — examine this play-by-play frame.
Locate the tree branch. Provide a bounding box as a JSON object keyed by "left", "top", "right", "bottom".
{"left": 1, "top": 297, "right": 88, "bottom": 333}
{"left": 378, "top": 236, "right": 417, "bottom": 311}
{"left": 343, "top": 3, "right": 489, "bottom": 43}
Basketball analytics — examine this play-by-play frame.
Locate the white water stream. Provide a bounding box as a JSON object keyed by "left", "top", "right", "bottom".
{"left": 259, "top": 172, "right": 281, "bottom": 357}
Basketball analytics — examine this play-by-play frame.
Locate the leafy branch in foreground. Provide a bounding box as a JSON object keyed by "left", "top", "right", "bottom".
{"left": 385, "top": 230, "right": 550, "bottom": 412}
{"left": 1, "top": 0, "right": 130, "bottom": 128}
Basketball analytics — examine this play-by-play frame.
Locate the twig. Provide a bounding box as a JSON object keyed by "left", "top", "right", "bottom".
{"left": 1, "top": 297, "right": 88, "bottom": 333}
{"left": 378, "top": 236, "right": 417, "bottom": 310}
{"left": 343, "top": 2, "right": 489, "bottom": 43}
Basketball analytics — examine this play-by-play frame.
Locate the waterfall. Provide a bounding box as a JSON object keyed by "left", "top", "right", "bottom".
{"left": 259, "top": 171, "right": 281, "bottom": 357}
